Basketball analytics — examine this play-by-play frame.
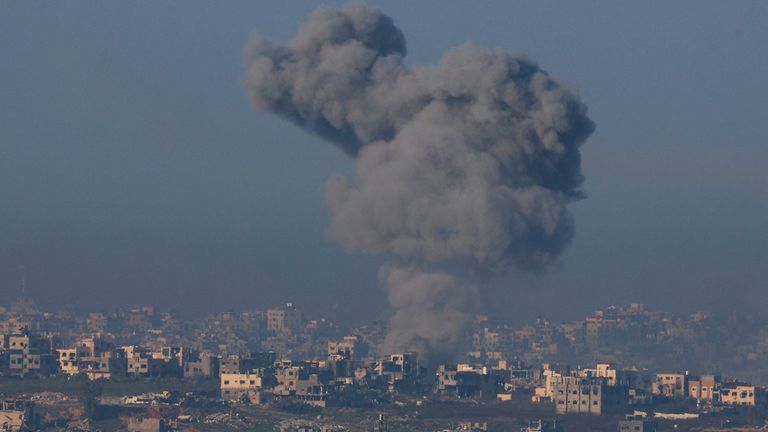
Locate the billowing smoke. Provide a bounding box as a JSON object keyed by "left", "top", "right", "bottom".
{"left": 244, "top": 4, "right": 594, "bottom": 355}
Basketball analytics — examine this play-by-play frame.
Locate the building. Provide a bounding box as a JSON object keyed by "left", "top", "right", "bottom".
{"left": 1, "top": 332, "right": 57, "bottom": 377}
{"left": 688, "top": 374, "right": 719, "bottom": 401}
{"left": 720, "top": 385, "right": 756, "bottom": 406}
{"left": 124, "top": 346, "right": 163, "bottom": 377}
{"left": 267, "top": 303, "right": 303, "bottom": 335}
{"left": 273, "top": 364, "right": 328, "bottom": 407}
{"left": 582, "top": 362, "right": 638, "bottom": 387}
{"left": 436, "top": 364, "right": 501, "bottom": 399}
{"left": 183, "top": 351, "right": 220, "bottom": 378}
{"left": 220, "top": 352, "right": 276, "bottom": 376}
{"left": 220, "top": 371, "right": 266, "bottom": 402}
{"left": 653, "top": 373, "right": 687, "bottom": 398}
{"left": 532, "top": 364, "right": 573, "bottom": 403}
{"left": 0, "top": 400, "right": 35, "bottom": 432}
{"left": 553, "top": 376, "right": 629, "bottom": 416}
{"left": 520, "top": 420, "right": 562, "bottom": 432}
{"left": 327, "top": 336, "right": 368, "bottom": 360}
{"left": 56, "top": 337, "right": 127, "bottom": 380}
{"left": 126, "top": 417, "right": 168, "bottom": 432}
{"left": 618, "top": 419, "right": 656, "bottom": 432}
{"left": 374, "top": 353, "right": 424, "bottom": 393}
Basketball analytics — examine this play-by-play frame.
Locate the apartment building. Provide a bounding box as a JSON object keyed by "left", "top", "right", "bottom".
{"left": 553, "top": 376, "right": 629, "bottom": 416}
{"left": 653, "top": 373, "right": 688, "bottom": 398}
{"left": 1, "top": 332, "right": 57, "bottom": 377}
{"left": 220, "top": 371, "right": 266, "bottom": 402}
{"left": 720, "top": 385, "right": 757, "bottom": 406}
{"left": 327, "top": 336, "right": 368, "bottom": 360}
{"left": 688, "top": 374, "right": 720, "bottom": 401}
{"left": 267, "top": 303, "right": 303, "bottom": 335}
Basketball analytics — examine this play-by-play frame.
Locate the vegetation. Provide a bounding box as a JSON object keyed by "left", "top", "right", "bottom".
{"left": 76, "top": 378, "right": 102, "bottom": 419}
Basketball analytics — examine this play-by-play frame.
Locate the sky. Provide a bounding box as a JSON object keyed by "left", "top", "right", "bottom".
{"left": 0, "top": 1, "right": 766, "bottom": 323}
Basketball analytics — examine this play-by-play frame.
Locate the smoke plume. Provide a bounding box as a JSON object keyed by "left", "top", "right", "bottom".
{"left": 244, "top": 4, "right": 594, "bottom": 355}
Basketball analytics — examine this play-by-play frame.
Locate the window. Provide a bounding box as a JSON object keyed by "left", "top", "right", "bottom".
{"left": 224, "top": 380, "right": 230, "bottom": 385}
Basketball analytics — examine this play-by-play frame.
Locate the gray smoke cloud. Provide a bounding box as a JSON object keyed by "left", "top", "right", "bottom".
{"left": 244, "top": 3, "right": 594, "bottom": 355}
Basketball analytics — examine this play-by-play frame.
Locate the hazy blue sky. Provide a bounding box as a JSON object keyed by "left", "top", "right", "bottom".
{"left": 1, "top": 1, "right": 766, "bottom": 322}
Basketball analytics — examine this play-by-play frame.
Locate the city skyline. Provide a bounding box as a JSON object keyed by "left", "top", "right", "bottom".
{"left": 1, "top": 1, "right": 766, "bottom": 327}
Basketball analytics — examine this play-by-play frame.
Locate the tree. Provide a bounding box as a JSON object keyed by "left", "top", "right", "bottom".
{"left": 77, "top": 378, "right": 103, "bottom": 420}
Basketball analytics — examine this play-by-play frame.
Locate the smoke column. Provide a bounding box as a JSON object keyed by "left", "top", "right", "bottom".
{"left": 244, "top": 4, "right": 594, "bottom": 355}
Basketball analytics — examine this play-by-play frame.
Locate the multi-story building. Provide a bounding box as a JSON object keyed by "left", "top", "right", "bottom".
{"left": 220, "top": 352, "right": 276, "bottom": 376}
{"left": 183, "top": 351, "right": 220, "bottom": 378}
{"left": 553, "top": 376, "right": 629, "bottom": 416}
{"left": 56, "top": 341, "right": 127, "bottom": 380}
{"left": 653, "top": 373, "right": 688, "bottom": 398}
{"left": 374, "top": 352, "right": 424, "bottom": 393}
{"left": 123, "top": 346, "right": 163, "bottom": 377}
{"left": 1, "top": 332, "right": 57, "bottom": 377}
{"left": 532, "top": 364, "right": 574, "bottom": 403}
{"left": 618, "top": 419, "right": 655, "bottom": 432}
{"left": 582, "top": 362, "right": 638, "bottom": 387}
{"left": 267, "top": 303, "right": 303, "bottom": 335}
{"left": 688, "top": 374, "right": 719, "bottom": 401}
{"left": 437, "top": 364, "right": 503, "bottom": 399}
{"left": 720, "top": 385, "right": 757, "bottom": 406}
{"left": 220, "top": 371, "right": 266, "bottom": 402}
{"left": 327, "top": 336, "right": 368, "bottom": 360}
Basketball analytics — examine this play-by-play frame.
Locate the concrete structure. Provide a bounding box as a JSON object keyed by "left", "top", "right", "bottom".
{"left": 327, "top": 336, "right": 368, "bottom": 360}
{"left": 220, "top": 352, "right": 276, "bottom": 376}
{"left": 220, "top": 372, "right": 266, "bottom": 402}
{"left": 57, "top": 337, "right": 127, "bottom": 380}
{"left": 553, "top": 376, "right": 629, "bottom": 416}
{"left": 618, "top": 419, "right": 655, "bottom": 432}
{"left": 720, "top": 385, "right": 756, "bottom": 406}
{"left": 271, "top": 362, "right": 329, "bottom": 407}
{"left": 1, "top": 332, "right": 57, "bottom": 377}
{"left": 124, "top": 346, "right": 163, "bottom": 377}
{"left": 688, "top": 374, "right": 719, "bottom": 401}
{"left": 267, "top": 303, "right": 303, "bottom": 335}
{"left": 653, "top": 373, "right": 687, "bottom": 398}
{"left": 0, "top": 400, "right": 30, "bottom": 432}
{"left": 582, "top": 362, "right": 638, "bottom": 388}
{"left": 126, "top": 417, "right": 167, "bottom": 432}
{"left": 532, "top": 364, "right": 574, "bottom": 403}
{"left": 436, "top": 364, "right": 501, "bottom": 399}
{"left": 520, "top": 420, "right": 562, "bottom": 432}
{"left": 183, "top": 351, "right": 220, "bottom": 378}
{"left": 375, "top": 352, "right": 424, "bottom": 393}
